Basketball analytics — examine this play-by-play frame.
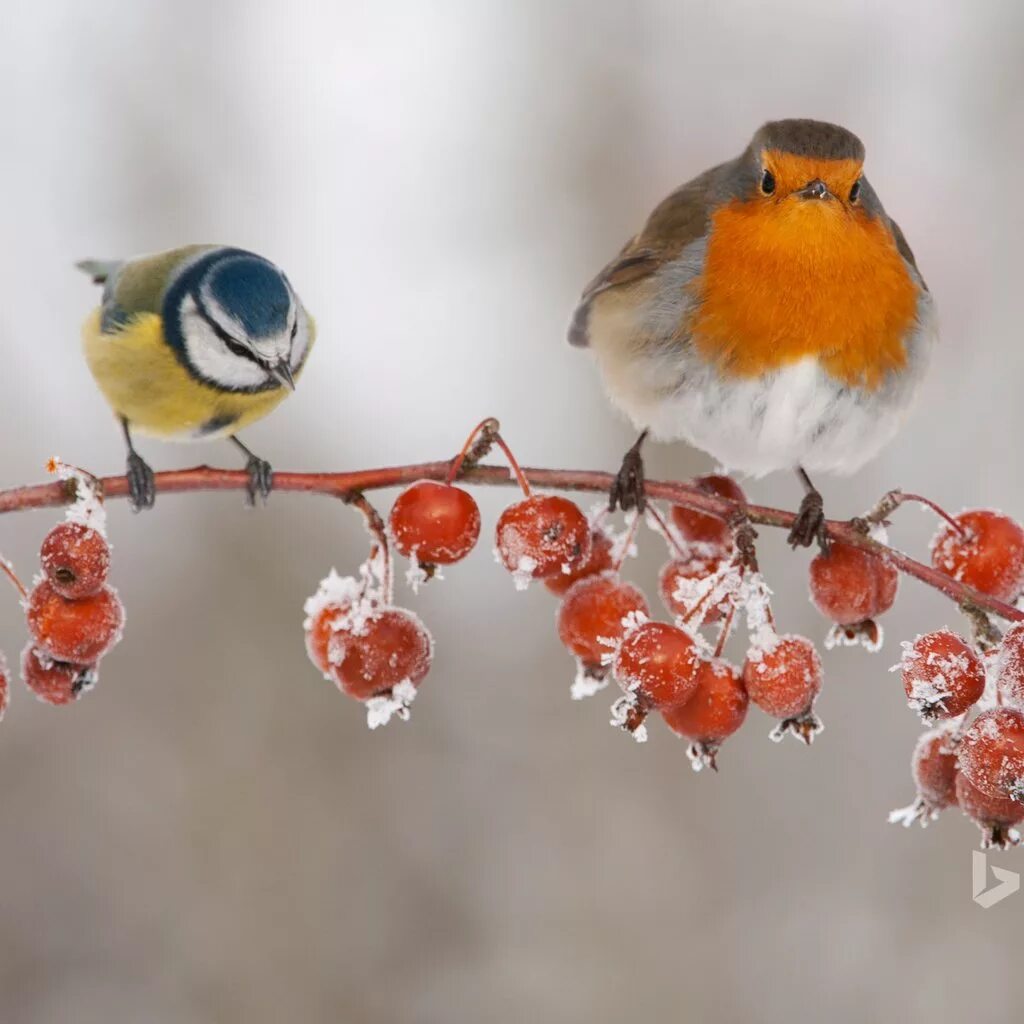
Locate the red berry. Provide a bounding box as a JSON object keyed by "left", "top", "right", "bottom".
{"left": 900, "top": 630, "right": 984, "bottom": 720}
{"left": 809, "top": 541, "right": 898, "bottom": 625}
{"left": 304, "top": 602, "right": 351, "bottom": 677}
{"left": 613, "top": 621, "right": 700, "bottom": 710}
{"left": 661, "top": 658, "right": 748, "bottom": 745}
{"left": 26, "top": 579, "right": 124, "bottom": 664}
{"left": 955, "top": 772, "right": 1024, "bottom": 849}
{"left": 957, "top": 708, "right": 1024, "bottom": 803}
{"left": 911, "top": 726, "right": 960, "bottom": 812}
{"left": 495, "top": 495, "right": 591, "bottom": 584}
{"left": 931, "top": 509, "right": 1024, "bottom": 603}
{"left": 993, "top": 621, "right": 1024, "bottom": 711}
{"left": 545, "top": 529, "right": 614, "bottom": 596}
{"left": 742, "top": 634, "right": 823, "bottom": 736}
{"left": 557, "top": 574, "right": 649, "bottom": 667}
{"left": 20, "top": 644, "right": 97, "bottom": 706}
{"left": 670, "top": 475, "right": 745, "bottom": 550}
{"left": 388, "top": 480, "right": 481, "bottom": 566}
{"left": 327, "top": 608, "right": 432, "bottom": 701}
{"left": 658, "top": 551, "right": 729, "bottom": 623}
{"left": 39, "top": 521, "right": 111, "bottom": 599}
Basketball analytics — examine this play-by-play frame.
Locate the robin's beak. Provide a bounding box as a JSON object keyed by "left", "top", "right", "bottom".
{"left": 795, "top": 179, "right": 833, "bottom": 201}
{"left": 270, "top": 360, "right": 296, "bottom": 391}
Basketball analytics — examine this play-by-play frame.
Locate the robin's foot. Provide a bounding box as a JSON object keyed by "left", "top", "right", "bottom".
{"left": 609, "top": 429, "right": 648, "bottom": 513}
{"left": 125, "top": 450, "right": 156, "bottom": 512}
{"left": 788, "top": 467, "right": 829, "bottom": 552}
{"left": 230, "top": 435, "right": 273, "bottom": 506}
{"left": 243, "top": 455, "right": 273, "bottom": 506}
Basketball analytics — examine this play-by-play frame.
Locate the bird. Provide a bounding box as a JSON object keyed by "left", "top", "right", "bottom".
{"left": 78, "top": 245, "right": 315, "bottom": 511}
{"left": 569, "top": 119, "right": 935, "bottom": 549}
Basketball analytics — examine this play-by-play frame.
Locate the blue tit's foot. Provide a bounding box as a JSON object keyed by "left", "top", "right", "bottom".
{"left": 788, "top": 468, "right": 829, "bottom": 553}
{"left": 609, "top": 429, "right": 649, "bottom": 513}
{"left": 126, "top": 450, "right": 156, "bottom": 512}
{"left": 244, "top": 455, "right": 273, "bottom": 507}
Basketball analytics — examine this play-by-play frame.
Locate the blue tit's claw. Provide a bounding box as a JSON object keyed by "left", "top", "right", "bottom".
{"left": 244, "top": 456, "right": 273, "bottom": 507}
{"left": 788, "top": 489, "right": 829, "bottom": 553}
{"left": 126, "top": 450, "right": 156, "bottom": 512}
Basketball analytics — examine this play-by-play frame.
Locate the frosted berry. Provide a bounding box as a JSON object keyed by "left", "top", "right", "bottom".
{"left": 742, "top": 635, "right": 823, "bottom": 743}
{"left": 993, "top": 621, "right": 1024, "bottom": 711}
{"left": 545, "top": 529, "right": 614, "bottom": 596}
{"left": 900, "top": 630, "right": 984, "bottom": 720}
{"left": 658, "top": 551, "right": 729, "bottom": 623}
{"left": 931, "top": 509, "right": 1024, "bottom": 603}
{"left": 613, "top": 621, "right": 700, "bottom": 710}
{"left": 955, "top": 773, "right": 1024, "bottom": 850}
{"left": 327, "top": 608, "right": 432, "bottom": 701}
{"left": 957, "top": 708, "right": 1024, "bottom": 803}
{"left": 21, "top": 644, "right": 97, "bottom": 706}
{"left": 557, "top": 574, "right": 648, "bottom": 668}
{"left": 670, "top": 475, "right": 744, "bottom": 550}
{"left": 495, "top": 495, "right": 591, "bottom": 583}
{"left": 809, "top": 541, "right": 898, "bottom": 625}
{"left": 388, "top": 480, "right": 481, "bottom": 567}
{"left": 39, "top": 521, "right": 111, "bottom": 599}
{"left": 304, "top": 602, "right": 351, "bottom": 677}
{"left": 26, "top": 579, "right": 124, "bottom": 664}
{"left": 662, "top": 658, "right": 748, "bottom": 770}
{"left": 911, "top": 726, "right": 960, "bottom": 812}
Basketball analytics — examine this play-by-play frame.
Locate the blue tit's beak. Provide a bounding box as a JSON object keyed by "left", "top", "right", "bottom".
{"left": 270, "top": 361, "right": 296, "bottom": 391}
{"left": 796, "top": 178, "right": 833, "bottom": 201}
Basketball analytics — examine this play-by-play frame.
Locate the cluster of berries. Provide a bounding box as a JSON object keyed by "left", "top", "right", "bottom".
{"left": 888, "top": 509, "right": 1024, "bottom": 849}
{"left": 0, "top": 464, "right": 124, "bottom": 716}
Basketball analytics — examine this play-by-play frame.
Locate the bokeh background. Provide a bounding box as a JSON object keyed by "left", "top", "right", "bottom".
{"left": 0, "top": 2, "right": 1021, "bottom": 1021}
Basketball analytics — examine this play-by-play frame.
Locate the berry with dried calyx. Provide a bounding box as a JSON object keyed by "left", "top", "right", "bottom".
{"left": 993, "top": 621, "right": 1024, "bottom": 711}
{"left": 670, "top": 474, "right": 745, "bottom": 550}
{"left": 40, "top": 521, "right": 111, "bottom": 599}
{"left": 661, "top": 658, "right": 748, "bottom": 770}
{"left": 327, "top": 607, "right": 432, "bottom": 702}
{"left": 21, "top": 644, "right": 97, "bottom": 706}
{"left": 809, "top": 540, "right": 898, "bottom": 625}
{"left": 899, "top": 629, "right": 984, "bottom": 720}
{"left": 557, "top": 574, "right": 649, "bottom": 669}
{"left": 613, "top": 621, "right": 700, "bottom": 710}
{"left": 930, "top": 509, "right": 1024, "bottom": 603}
{"left": 26, "top": 579, "right": 124, "bottom": 664}
{"left": 955, "top": 772, "right": 1024, "bottom": 850}
{"left": 545, "top": 529, "right": 614, "bottom": 596}
{"left": 388, "top": 480, "right": 481, "bottom": 568}
{"left": 658, "top": 550, "right": 730, "bottom": 624}
{"left": 495, "top": 495, "right": 591, "bottom": 586}
{"left": 957, "top": 708, "right": 1024, "bottom": 803}
{"left": 743, "top": 634, "right": 823, "bottom": 744}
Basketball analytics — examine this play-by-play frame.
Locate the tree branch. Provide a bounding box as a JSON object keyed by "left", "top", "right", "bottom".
{"left": 1, "top": 461, "right": 1019, "bottom": 623}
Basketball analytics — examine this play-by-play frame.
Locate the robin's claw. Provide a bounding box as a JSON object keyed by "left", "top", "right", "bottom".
{"left": 788, "top": 489, "right": 829, "bottom": 552}
{"left": 609, "top": 430, "right": 648, "bottom": 513}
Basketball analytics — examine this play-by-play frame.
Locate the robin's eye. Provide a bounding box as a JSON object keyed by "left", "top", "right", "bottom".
{"left": 760, "top": 169, "right": 776, "bottom": 196}
{"left": 849, "top": 179, "right": 862, "bottom": 203}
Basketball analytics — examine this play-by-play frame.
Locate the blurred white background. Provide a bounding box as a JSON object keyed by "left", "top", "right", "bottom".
{"left": 0, "top": 1, "right": 1022, "bottom": 1021}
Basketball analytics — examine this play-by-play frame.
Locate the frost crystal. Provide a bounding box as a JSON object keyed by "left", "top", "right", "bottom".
{"left": 887, "top": 798, "right": 939, "bottom": 829}
{"left": 739, "top": 573, "right": 777, "bottom": 660}
{"left": 302, "top": 570, "right": 363, "bottom": 631}
{"left": 365, "top": 679, "right": 418, "bottom": 729}
{"left": 609, "top": 694, "right": 647, "bottom": 742}
{"left": 404, "top": 552, "right": 439, "bottom": 594}
{"left": 824, "top": 621, "right": 884, "bottom": 653}
{"left": 570, "top": 661, "right": 608, "bottom": 701}
{"left": 50, "top": 459, "right": 107, "bottom": 536}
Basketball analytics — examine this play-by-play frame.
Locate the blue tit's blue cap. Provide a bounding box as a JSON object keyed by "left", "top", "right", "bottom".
{"left": 207, "top": 253, "right": 292, "bottom": 338}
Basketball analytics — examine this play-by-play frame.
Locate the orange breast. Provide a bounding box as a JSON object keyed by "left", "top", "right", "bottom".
{"left": 688, "top": 199, "right": 920, "bottom": 389}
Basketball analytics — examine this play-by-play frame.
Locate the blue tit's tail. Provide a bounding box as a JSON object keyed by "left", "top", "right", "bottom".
{"left": 76, "top": 259, "right": 121, "bottom": 285}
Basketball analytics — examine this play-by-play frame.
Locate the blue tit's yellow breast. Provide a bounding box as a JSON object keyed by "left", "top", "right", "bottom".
{"left": 81, "top": 309, "right": 294, "bottom": 440}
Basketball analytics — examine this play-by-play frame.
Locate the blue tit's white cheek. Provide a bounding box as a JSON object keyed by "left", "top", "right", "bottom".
{"left": 289, "top": 303, "right": 312, "bottom": 372}
{"left": 178, "top": 295, "right": 269, "bottom": 390}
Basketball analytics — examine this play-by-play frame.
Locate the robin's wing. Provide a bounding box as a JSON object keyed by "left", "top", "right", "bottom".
{"left": 568, "top": 163, "right": 724, "bottom": 348}
{"left": 888, "top": 216, "right": 927, "bottom": 291}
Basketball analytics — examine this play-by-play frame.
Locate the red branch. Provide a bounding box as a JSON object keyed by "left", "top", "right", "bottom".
{"left": 0, "top": 462, "right": 1019, "bottom": 623}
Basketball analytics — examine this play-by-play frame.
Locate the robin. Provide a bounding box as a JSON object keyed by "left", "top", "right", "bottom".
{"left": 569, "top": 118, "right": 935, "bottom": 549}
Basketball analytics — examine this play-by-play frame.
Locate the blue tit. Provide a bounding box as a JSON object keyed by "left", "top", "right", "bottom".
{"left": 78, "top": 245, "right": 315, "bottom": 510}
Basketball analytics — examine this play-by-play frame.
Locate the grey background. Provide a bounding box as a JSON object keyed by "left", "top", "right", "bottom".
{"left": 0, "top": 1, "right": 1021, "bottom": 1021}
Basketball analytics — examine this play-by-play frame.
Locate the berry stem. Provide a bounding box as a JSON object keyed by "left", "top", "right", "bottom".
{"left": 344, "top": 492, "right": 393, "bottom": 603}
{"left": 491, "top": 434, "right": 532, "bottom": 497}
{"left": 0, "top": 555, "right": 27, "bottom": 601}
{"left": 445, "top": 417, "right": 502, "bottom": 484}
{"left": 644, "top": 504, "right": 688, "bottom": 559}
{"left": 713, "top": 603, "right": 737, "bottom": 660}
{"left": 1, "top": 459, "right": 1021, "bottom": 623}
{"left": 860, "top": 489, "right": 967, "bottom": 538}
{"left": 612, "top": 511, "right": 641, "bottom": 574}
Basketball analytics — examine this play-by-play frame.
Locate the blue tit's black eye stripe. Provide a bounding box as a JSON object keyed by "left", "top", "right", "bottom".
{"left": 192, "top": 286, "right": 263, "bottom": 365}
